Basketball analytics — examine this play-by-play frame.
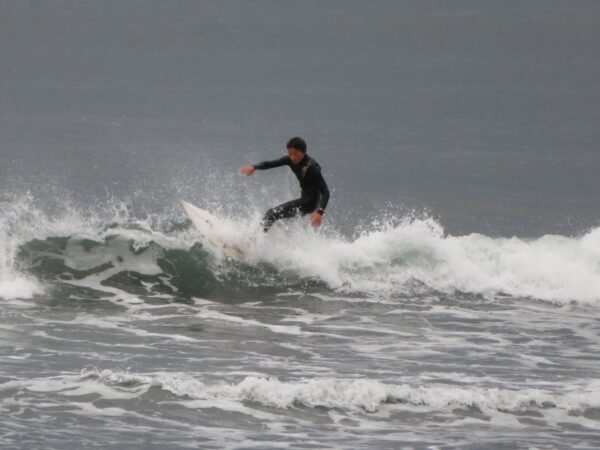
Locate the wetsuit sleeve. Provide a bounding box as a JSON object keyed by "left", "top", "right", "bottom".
{"left": 311, "top": 165, "right": 330, "bottom": 210}
{"left": 253, "top": 156, "right": 290, "bottom": 170}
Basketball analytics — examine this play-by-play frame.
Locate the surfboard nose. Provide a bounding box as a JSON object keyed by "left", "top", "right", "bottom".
{"left": 181, "top": 200, "right": 245, "bottom": 261}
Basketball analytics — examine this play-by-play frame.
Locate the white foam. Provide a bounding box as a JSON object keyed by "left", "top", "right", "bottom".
{"left": 232, "top": 217, "right": 600, "bottom": 305}
{"left": 0, "top": 275, "right": 43, "bottom": 301}
{"left": 109, "top": 371, "right": 600, "bottom": 415}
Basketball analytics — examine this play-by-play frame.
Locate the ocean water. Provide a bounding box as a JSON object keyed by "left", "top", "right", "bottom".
{"left": 2, "top": 1, "right": 600, "bottom": 449}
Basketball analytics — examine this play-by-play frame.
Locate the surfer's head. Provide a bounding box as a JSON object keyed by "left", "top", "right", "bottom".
{"left": 287, "top": 137, "right": 307, "bottom": 164}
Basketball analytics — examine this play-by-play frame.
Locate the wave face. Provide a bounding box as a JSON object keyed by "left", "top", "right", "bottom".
{"left": 2, "top": 197, "right": 600, "bottom": 305}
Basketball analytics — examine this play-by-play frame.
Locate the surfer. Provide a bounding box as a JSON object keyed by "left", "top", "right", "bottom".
{"left": 240, "top": 137, "right": 330, "bottom": 232}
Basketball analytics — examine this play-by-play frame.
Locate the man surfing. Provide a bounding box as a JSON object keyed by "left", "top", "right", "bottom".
{"left": 240, "top": 137, "right": 330, "bottom": 232}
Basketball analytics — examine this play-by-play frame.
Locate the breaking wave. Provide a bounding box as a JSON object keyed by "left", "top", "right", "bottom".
{"left": 6, "top": 368, "right": 600, "bottom": 416}
{"left": 1, "top": 196, "right": 600, "bottom": 305}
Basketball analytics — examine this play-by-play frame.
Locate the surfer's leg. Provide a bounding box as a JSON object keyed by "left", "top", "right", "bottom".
{"left": 298, "top": 196, "right": 319, "bottom": 216}
{"left": 262, "top": 199, "right": 302, "bottom": 232}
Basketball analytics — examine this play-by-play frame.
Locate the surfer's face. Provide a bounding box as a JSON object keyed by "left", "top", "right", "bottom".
{"left": 287, "top": 148, "right": 306, "bottom": 165}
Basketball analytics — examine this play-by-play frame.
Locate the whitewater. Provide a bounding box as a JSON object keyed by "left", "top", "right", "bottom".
{"left": 2, "top": 195, "right": 600, "bottom": 449}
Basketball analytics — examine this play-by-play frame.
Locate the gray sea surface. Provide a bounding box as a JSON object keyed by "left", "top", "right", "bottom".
{"left": 1, "top": 1, "right": 600, "bottom": 449}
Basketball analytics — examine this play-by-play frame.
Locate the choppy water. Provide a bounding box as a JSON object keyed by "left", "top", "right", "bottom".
{"left": 1, "top": 197, "right": 600, "bottom": 449}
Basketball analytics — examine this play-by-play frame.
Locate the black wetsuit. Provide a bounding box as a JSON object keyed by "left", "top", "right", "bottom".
{"left": 253, "top": 154, "right": 330, "bottom": 231}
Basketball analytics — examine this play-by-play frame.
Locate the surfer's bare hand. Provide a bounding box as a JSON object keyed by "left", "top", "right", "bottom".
{"left": 310, "top": 212, "right": 323, "bottom": 228}
{"left": 240, "top": 165, "right": 256, "bottom": 176}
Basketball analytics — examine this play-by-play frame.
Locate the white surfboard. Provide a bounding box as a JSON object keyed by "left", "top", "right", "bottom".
{"left": 181, "top": 200, "right": 244, "bottom": 261}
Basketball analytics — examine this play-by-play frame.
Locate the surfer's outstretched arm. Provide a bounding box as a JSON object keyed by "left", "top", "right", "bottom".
{"left": 240, "top": 156, "right": 290, "bottom": 176}
{"left": 254, "top": 156, "right": 290, "bottom": 170}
